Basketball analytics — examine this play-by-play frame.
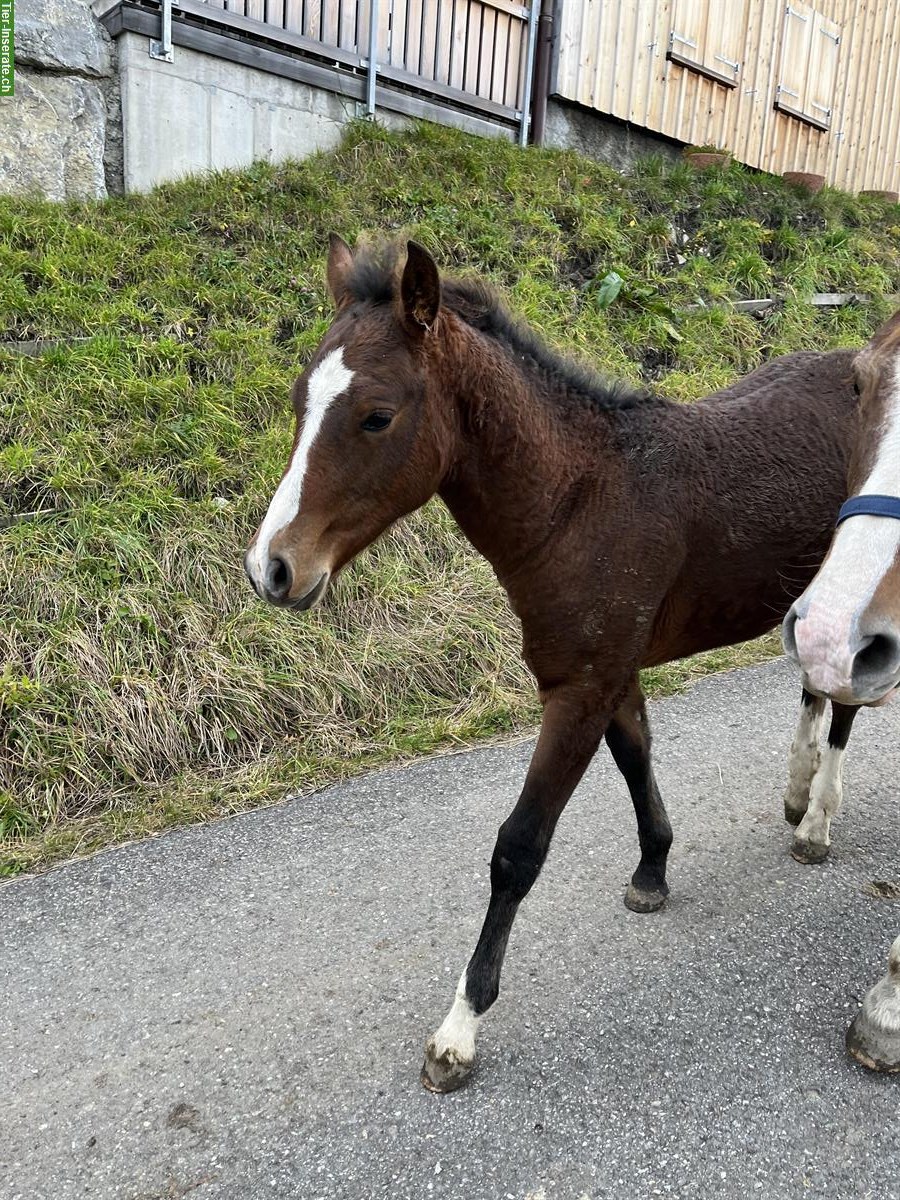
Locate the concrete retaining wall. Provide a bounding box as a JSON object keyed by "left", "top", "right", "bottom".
{"left": 543, "top": 99, "right": 682, "bottom": 174}
{"left": 118, "top": 32, "right": 408, "bottom": 192}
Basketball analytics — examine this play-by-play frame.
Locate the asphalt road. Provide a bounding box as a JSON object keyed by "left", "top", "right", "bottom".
{"left": 2, "top": 658, "right": 899, "bottom": 1200}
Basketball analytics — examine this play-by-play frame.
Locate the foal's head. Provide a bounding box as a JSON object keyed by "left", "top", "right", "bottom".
{"left": 783, "top": 309, "right": 900, "bottom": 703}
{"left": 245, "top": 237, "right": 453, "bottom": 608}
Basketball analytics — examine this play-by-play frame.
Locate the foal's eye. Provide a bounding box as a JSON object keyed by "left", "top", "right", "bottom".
{"left": 360, "top": 411, "right": 394, "bottom": 432}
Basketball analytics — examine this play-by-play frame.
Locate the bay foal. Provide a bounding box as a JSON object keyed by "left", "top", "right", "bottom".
{"left": 246, "top": 238, "right": 858, "bottom": 1090}
{"left": 783, "top": 309, "right": 900, "bottom": 1073}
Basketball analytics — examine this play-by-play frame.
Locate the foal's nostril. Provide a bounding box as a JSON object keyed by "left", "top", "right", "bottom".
{"left": 266, "top": 555, "right": 292, "bottom": 600}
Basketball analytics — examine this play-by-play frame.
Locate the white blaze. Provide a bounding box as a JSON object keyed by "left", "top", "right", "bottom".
{"left": 794, "top": 358, "right": 900, "bottom": 694}
{"left": 248, "top": 347, "right": 354, "bottom": 581}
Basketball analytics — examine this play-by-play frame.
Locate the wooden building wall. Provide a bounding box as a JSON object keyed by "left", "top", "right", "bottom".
{"left": 553, "top": 0, "right": 900, "bottom": 193}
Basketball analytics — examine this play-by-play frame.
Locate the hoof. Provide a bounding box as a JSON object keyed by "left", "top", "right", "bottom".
{"left": 624, "top": 881, "right": 669, "bottom": 913}
{"left": 846, "top": 1011, "right": 900, "bottom": 1073}
{"left": 784, "top": 799, "right": 807, "bottom": 827}
{"left": 420, "top": 1046, "right": 475, "bottom": 1093}
{"left": 791, "top": 836, "right": 830, "bottom": 865}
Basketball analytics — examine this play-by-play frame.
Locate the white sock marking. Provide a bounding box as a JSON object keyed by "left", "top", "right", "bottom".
{"left": 248, "top": 348, "right": 354, "bottom": 582}
{"left": 426, "top": 970, "right": 481, "bottom": 1068}
{"left": 796, "top": 742, "right": 846, "bottom": 848}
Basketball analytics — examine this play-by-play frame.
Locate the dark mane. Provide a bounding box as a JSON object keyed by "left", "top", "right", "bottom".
{"left": 342, "top": 246, "right": 665, "bottom": 414}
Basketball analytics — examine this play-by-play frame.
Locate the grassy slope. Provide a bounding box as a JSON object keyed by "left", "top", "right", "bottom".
{"left": 2, "top": 121, "right": 899, "bottom": 875}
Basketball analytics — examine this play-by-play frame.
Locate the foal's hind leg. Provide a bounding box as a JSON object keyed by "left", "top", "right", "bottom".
{"left": 783, "top": 688, "right": 826, "bottom": 826}
{"left": 606, "top": 677, "right": 673, "bottom": 914}
{"left": 792, "top": 701, "right": 858, "bottom": 864}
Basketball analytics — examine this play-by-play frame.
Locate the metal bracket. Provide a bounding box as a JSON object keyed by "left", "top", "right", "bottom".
{"left": 714, "top": 54, "right": 740, "bottom": 74}
{"left": 149, "top": 0, "right": 174, "bottom": 61}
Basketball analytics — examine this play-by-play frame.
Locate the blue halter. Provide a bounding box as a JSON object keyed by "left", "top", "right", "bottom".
{"left": 836, "top": 494, "right": 900, "bottom": 526}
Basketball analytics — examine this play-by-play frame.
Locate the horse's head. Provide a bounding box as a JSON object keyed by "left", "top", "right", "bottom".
{"left": 245, "top": 237, "right": 453, "bottom": 609}
{"left": 783, "top": 308, "right": 900, "bottom": 703}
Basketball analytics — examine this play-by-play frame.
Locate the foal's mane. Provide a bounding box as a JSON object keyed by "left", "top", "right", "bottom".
{"left": 342, "top": 246, "right": 667, "bottom": 415}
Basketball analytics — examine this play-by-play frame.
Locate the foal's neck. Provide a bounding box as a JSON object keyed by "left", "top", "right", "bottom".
{"left": 435, "top": 319, "right": 622, "bottom": 589}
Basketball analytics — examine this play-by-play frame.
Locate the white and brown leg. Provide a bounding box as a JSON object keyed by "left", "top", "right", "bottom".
{"left": 784, "top": 688, "right": 826, "bottom": 826}
{"left": 421, "top": 686, "right": 609, "bottom": 1093}
{"left": 792, "top": 701, "right": 858, "bottom": 864}
{"left": 846, "top": 935, "right": 900, "bottom": 1072}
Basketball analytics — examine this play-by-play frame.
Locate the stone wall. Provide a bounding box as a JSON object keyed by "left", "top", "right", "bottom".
{"left": 0, "top": 0, "right": 122, "bottom": 200}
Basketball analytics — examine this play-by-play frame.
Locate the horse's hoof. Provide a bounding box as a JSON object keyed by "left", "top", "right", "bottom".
{"left": 420, "top": 1048, "right": 474, "bottom": 1093}
{"left": 784, "top": 799, "right": 807, "bottom": 827}
{"left": 791, "top": 836, "right": 830, "bottom": 864}
{"left": 624, "top": 881, "right": 668, "bottom": 913}
{"left": 846, "top": 1011, "right": 900, "bottom": 1073}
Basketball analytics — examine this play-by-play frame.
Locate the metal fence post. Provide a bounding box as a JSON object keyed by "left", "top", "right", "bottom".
{"left": 366, "top": 0, "right": 379, "bottom": 117}
{"left": 518, "top": 0, "right": 540, "bottom": 146}
{"left": 149, "top": 0, "right": 174, "bottom": 62}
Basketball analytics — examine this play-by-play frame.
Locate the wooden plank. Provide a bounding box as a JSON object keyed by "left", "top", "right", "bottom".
{"left": 404, "top": 0, "right": 423, "bottom": 72}
{"left": 319, "top": 0, "right": 339, "bottom": 44}
{"left": 476, "top": 2, "right": 497, "bottom": 98}
{"left": 435, "top": 0, "right": 454, "bottom": 85}
{"left": 489, "top": 12, "right": 509, "bottom": 104}
{"left": 387, "top": 0, "right": 407, "bottom": 67}
{"left": 244, "top": 0, "right": 265, "bottom": 22}
{"left": 463, "top": 0, "right": 483, "bottom": 94}
{"left": 283, "top": 0, "right": 303, "bottom": 34}
{"left": 420, "top": 0, "right": 439, "bottom": 79}
{"left": 375, "top": 0, "right": 392, "bottom": 61}
{"left": 304, "top": 0, "right": 322, "bottom": 41}
{"left": 448, "top": 0, "right": 467, "bottom": 89}
{"left": 338, "top": 0, "right": 359, "bottom": 51}
{"left": 265, "top": 0, "right": 285, "bottom": 29}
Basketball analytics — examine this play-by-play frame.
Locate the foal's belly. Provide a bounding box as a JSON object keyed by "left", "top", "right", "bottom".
{"left": 640, "top": 564, "right": 816, "bottom": 669}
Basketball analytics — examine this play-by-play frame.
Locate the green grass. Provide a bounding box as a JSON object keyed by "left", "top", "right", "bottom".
{"left": 2, "top": 121, "right": 899, "bottom": 876}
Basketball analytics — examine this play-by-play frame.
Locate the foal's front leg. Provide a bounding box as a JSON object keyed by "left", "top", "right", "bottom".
{"left": 421, "top": 685, "right": 610, "bottom": 1093}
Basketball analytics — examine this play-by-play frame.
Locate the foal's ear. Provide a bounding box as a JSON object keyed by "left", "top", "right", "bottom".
{"left": 326, "top": 233, "right": 353, "bottom": 308}
{"left": 400, "top": 240, "right": 441, "bottom": 333}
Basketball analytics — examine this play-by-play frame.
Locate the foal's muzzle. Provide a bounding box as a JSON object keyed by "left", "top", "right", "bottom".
{"left": 244, "top": 549, "right": 329, "bottom": 611}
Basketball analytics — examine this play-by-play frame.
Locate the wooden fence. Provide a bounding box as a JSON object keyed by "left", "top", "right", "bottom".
{"left": 193, "top": 0, "right": 537, "bottom": 134}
